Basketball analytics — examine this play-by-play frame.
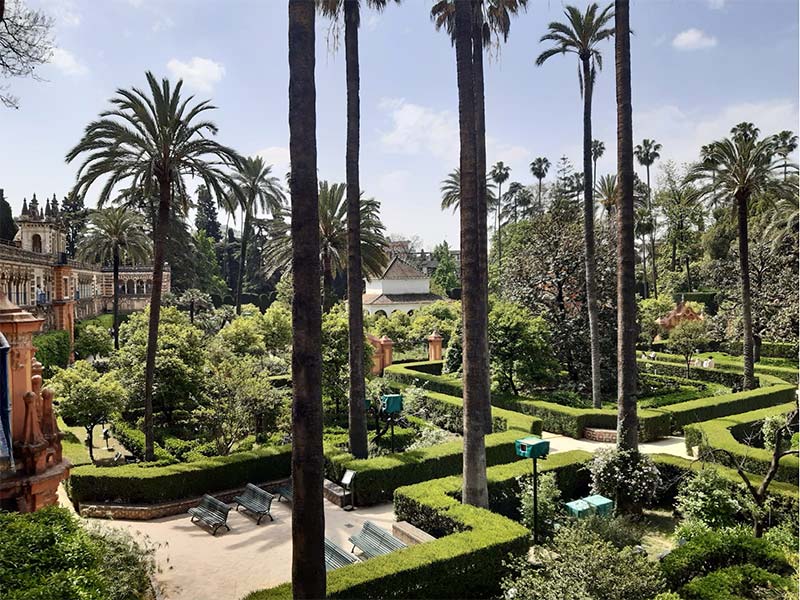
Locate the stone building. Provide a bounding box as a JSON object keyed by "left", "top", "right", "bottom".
{"left": 362, "top": 256, "right": 441, "bottom": 316}
{"left": 0, "top": 193, "right": 167, "bottom": 332}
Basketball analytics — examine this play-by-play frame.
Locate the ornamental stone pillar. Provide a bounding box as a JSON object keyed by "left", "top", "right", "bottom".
{"left": 428, "top": 330, "right": 443, "bottom": 361}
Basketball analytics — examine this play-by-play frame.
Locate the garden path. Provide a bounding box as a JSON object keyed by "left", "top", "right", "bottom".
{"left": 542, "top": 432, "right": 693, "bottom": 458}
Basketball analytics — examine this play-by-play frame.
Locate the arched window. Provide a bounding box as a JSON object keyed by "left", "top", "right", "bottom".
{"left": 31, "top": 234, "right": 42, "bottom": 253}
{"left": 136, "top": 280, "right": 144, "bottom": 294}
{"left": 374, "top": 310, "right": 388, "bottom": 318}
{"left": 126, "top": 280, "right": 135, "bottom": 295}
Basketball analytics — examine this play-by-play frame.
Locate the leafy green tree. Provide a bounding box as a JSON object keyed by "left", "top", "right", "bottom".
{"left": 529, "top": 156, "right": 551, "bottom": 211}
{"left": 196, "top": 355, "right": 285, "bottom": 455}
{"left": 261, "top": 302, "right": 292, "bottom": 354}
{"left": 76, "top": 208, "right": 152, "bottom": 350}
{"left": 50, "top": 361, "right": 126, "bottom": 462}
{"left": 66, "top": 72, "right": 240, "bottom": 461}
{"left": 193, "top": 230, "right": 227, "bottom": 297}
{"left": 217, "top": 313, "right": 267, "bottom": 357}
{"left": 675, "top": 469, "right": 744, "bottom": 529}
{"left": 264, "top": 181, "right": 388, "bottom": 312}
{"left": 74, "top": 324, "right": 113, "bottom": 360}
{"left": 430, "top": 241, "right": 459, "bottom": 296}
{"left": 112, "top": 307, "right": 205, "bottom": 435}
{"left": 178, "top": 288, "right": 212, "bottom": 324}
{"left": 0, "top": 191, "right": 17, "bottom": 241}
{"left": 228, "top": 156, "right": 285, "bottom": 314}
{"left": 637, "top": 294, "right": 674, "bottom": 345}
{"left": 321, "top": 304, "right": 372, "bottom": 417}
{"left": 59, "top": 192, "right": 87, "bottom": 257}
{"left": 408, "top": 300, "right": 460, "bottom": 346}
{"left": 686, "top": 124, "right": 796, "bottom": 389}
{"left": 536, "top": 2, "right": 614, "bottom": 409}
{"left": 488, "top": 299, "right": 557, "bottom": 395}
{"left": 194, "top": 184, "right": 222, "bottom": 242}
{"left": 667, "top": 319, "right": 709, "bottom": 377}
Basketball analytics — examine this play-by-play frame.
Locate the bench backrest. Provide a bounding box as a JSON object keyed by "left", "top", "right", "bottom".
{"left": 244, "top": 483, "right": 274, "bottom": 504}
{"left": 200, "top": 494, "right": 230, "bottom": 515}
{"left": 363, "top": 521, "right": 406, "bottom": 550}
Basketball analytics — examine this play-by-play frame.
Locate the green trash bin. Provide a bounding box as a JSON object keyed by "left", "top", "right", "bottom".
{"left": 565, "top": 499, "right": 592, "bottom": 518}
{"left": 584, "top": 494, "right": 614, "bottom": 516}
{"left": 380, "top": 394, "right": 403, "bottom": 414}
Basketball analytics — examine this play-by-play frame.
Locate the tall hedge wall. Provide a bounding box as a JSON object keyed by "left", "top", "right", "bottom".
{"left": 245, "top": 450, "right": 592, "bottom": 600}
{"left": 68, "top": 444, "right": 292, "bottom": 505}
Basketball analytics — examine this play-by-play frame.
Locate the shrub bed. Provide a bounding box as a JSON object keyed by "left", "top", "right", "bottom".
{"left": 246, "top": 450, "right": 591, "bottom": 600}
{"left": 644, "top": 351, "right": 797, "bottom": 384}
{"left": 660, "top": 528, "right": 792, "bottom": 590}
{"left": 111, "top": 421, "right": 176, "bottom": 464}
{"left": 720, "top": 340, "right": 798, "bottom": 361}
{"left": 683, "top": 403, "right": 799, "bottom": 484}
{"left": 679, "top": 564, "right": 797, "bottom": 599}
{"left": 68, "top": 443, "right": 292, "bottom": 505}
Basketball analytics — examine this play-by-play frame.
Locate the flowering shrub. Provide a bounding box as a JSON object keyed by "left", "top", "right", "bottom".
{"left": 675, "top": 469, "right": 744, "bottom": 528}
{"left": 588, "top": 448, "right": 661, "bottom": 508}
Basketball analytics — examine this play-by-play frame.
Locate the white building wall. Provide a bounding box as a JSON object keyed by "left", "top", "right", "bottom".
{"left": 365, "top": 277, "right": 429, "bottom": 295}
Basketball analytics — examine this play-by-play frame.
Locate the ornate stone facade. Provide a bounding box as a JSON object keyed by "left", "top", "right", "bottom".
{"left": 0, "top": 193, "right": 168, "bottom": 332}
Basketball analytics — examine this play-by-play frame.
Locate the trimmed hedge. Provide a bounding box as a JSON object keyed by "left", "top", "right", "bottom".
{"left": 68, "top": 443, "right": 292, "bottom": 505}
{"left": 679, "top": 564, "right": 797, "bottom": 600}
{"left": 720, "top": 340, "right": 799, "bottom": 361}
{"left": 246, "top": 450, "right": 591, "bottom": 600}
{"left": 644, "top": 351, "right": 798, "bottom": 385}
{"left": 387, "top": 360, "right": 794, "bottom": 440}
{"left": 111, "top": 421, "right": 176, "bottom": 464}
{"left": 384, "top": 360, "right": 672, "bottom": 442}
{"left": 683, "top": 403, "right": 799, "bottom": 484}
{"left": 34, "top": 330, "right": 70, "bottom": 378}
{"left": 640, "top": 357, "right": 752, "bottom": 388}
{"left": 326, "top": 430, "right": 524, "bottom": 506}
{"left": 660, "top": 528, "right": 792, "bottom": 589}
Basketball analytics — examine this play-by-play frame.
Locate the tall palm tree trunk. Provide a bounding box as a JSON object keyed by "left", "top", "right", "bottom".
{"left": 344, "top": 0, "right": 368, "bottom": 459}
{"left": 456, "top": 0, "right": 488, "bottom": 508}
{"left": 235, "top": 207, "right": 251, "bottom": 314}
{"left": 322, "top": 249, "right": 334, "bottom": 313}
{"left": 615, "top": 0, "right": 639, "bottom": 453}
{"left": 737, "top": 191, "right": 756, "bottom": 390}
{"left": 472, "top": 9, "right": 492, "bottom": 436}
{"left": 581, "top": 55, "right": 602, "bottom": 409}
{"left": 112, "top": 245, "right": 120, "bottom": 350}
{"left": 640, "top": 233, "right": 649, "bottom": 298}
{"left": 288, "top": 0, "right": 326, "bottom": 596}
{"left": 143, "top": 180, "right": 171, "bottom": 462}
{"left": 646, "top": 166, "right": 658, "bottom": 296}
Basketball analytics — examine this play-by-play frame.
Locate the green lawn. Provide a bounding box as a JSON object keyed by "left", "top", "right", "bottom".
{"left": 640, "top": 509, "right": 679, "bottom": 558}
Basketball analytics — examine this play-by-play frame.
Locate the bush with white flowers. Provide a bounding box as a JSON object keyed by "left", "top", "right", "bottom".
{"left": 588, "top": 447, "right": 661, "bottom": 508}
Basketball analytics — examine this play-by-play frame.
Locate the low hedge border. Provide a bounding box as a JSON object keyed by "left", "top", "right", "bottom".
{"left": 683, "top": 403, "right": 799, "bottom": 484}
{"left": 386, "top": 360, "right": 795, "bottom": 439}
{"left": 68, "top": 443, "right": 292, "bottom": 505}
{"left": 644, "top": 351, "right": 797, "bottom": 384}
{"left": 245, "top": 450, "right": 592, "bottom": 600}
{"left": 111, "top": 421, "right": 176, "bottom": 464}
{"left": 719, "top": 340, "right": 798, "bottom": 361}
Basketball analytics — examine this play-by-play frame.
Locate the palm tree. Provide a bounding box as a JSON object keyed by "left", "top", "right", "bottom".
{"left": 594, "top": 173, "right": 617, "bottom": 219}
{"left": 634, "top": 138, "right": 661, "bottom": 295}
{"left": 614, "top": 0, "right": 638, "bottom": 454}
{"left": 439, "top": 167, "right": 496, "bottom": 212}
{"left": 686, "top": 125, "right": 795, "bottom": 390}
{"left": 591, "top": 139, "right": 605, "bottom": 188}
{"left": 536, "top": 2, "right": 614, "bottom": 409}
{"left": 77, "top": 208, "right": 151, "bottom": 350}
{"left": 775, "top": 130, "right": 798, "bottom": 180}
{"left": 229, "top": 156, "right": 285, "bottom": 315}
{"left": 489, "top": 161, "right": 511, "bottom": 266}
{"left": 763, "top": 192, "right": 799, "bottom": 248}
{"left": 316, "top": 0, "right": 399, "bottom": 463}
{"left": 501, "top": 181, "right": 534, "bottom": 222}
{"left": 634, "top": 206, "right": 653, "bottom": 297}
{"left": 264, "top": 181, "right": 388, "bottom": 312}
{"left": 288, "top": 0, "right": 326, "bottom": 595}
{"left": 65, "top": 72, "right": 240, "bottom": 461}
{"left": 530, "top": 156, "right": 550, "bottom": 211}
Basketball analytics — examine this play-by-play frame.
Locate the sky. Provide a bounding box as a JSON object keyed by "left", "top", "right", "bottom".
{"left": 1, "top": 0, "right": 798, "bottom": 250}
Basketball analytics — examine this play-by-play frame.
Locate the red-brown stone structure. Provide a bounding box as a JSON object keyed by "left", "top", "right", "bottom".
{"left": 0, "top": 293, "right": 70, "bottom": 512}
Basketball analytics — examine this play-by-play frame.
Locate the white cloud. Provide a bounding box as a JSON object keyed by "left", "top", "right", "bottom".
{"left": 364, "top": 14, "right": 381, "bottom": 32}
{"left": 707, "top": 0, "right": 725, "bottom": 9}
{"left": 50, "top": 48, "right": 88, "bottom": 76}
{"left": 378, "top": 97, "right": 459, "bottom": 163}
{"left": 152, "top": 16, "right": 174, "bottom": 32}
{"left": 672, "top": 28, "right": 718, "bottom": 51}
{"left": 256, "top": 146, "right": 290, "bottom": 179}
{"left": 634, "top": 99, "right": 799, "bottom": 170}
{"left": 166, "top": 57, "right": 225, "bottom": 92}
{"left": 43, "top": 0, "right": 81, "bottom": 27}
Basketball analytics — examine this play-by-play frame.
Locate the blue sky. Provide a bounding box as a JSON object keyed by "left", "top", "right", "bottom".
{"left": 1, "top": 0, "right": 797, "bottom": 249}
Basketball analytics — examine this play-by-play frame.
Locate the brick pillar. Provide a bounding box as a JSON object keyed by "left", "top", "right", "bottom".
{"left": 367, "top": 334, "right": 383, "bottom": 375}
{"left": 52, "top": 265, "right": 75, "bottom": 362}
{"left": 428, "top": 330, "right": 443, "bottom": 361}
{"left": 379, "top": 336, "right": 394, "bottom": 371}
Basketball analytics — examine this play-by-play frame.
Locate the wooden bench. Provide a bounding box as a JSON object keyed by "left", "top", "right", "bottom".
{"left": 273, "top": 483, "right": 293, "bottom": 503}
{"left": 234, "top": 483, "right": 275, "bottom": 524}
{"left": 188, "top": 494, "right": 231, "bottom": 535}
{"left": 325, "top": 538, "right": 358, "bottom": 571}
{"left": 348, "top": 520, "right": 407, "bottom": 559}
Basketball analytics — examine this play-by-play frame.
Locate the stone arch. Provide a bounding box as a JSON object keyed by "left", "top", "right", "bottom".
{"left": 136, "top": 280, "right": 144, "bottom": 294}
{"left": 31, "top": 234, "right": 42, "bottom": 253}
{"left": 374, "top": 309, "right": 388, "bottom": 318}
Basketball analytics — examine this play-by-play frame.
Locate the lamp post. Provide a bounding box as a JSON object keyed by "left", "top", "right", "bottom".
{"left": 515, "top": 436, "right": 550, "bottom": 544}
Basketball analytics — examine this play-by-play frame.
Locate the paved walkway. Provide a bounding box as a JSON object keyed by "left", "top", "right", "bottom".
{"left": 543, "top": 432, "right": 693, "bottom": 458}
{"left": 82, "top": 499, "right": 394, "bottom": 600}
